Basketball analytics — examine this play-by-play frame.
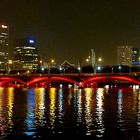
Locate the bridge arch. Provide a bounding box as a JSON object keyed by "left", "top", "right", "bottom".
{"left": 82, "top": 75, "right": 140, "bottom": 86}
{"left": 0, "top": 77, "right": 26, "bottom": 86}
{"left": 27, "top": 76, "right": 79, "bottom": 86}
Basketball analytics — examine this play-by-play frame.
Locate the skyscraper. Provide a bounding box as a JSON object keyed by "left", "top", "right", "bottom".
{"left": 117, "top": 46, "right": 132, "bottom": 66}
{"left": 132, "top": 48, "right": 140, "bottom": 65}
{"left": 0, "top": 24, "right": 9, "bottom": 70}
{"left": 13, "top": 37, "right": 41, "bottom": 70}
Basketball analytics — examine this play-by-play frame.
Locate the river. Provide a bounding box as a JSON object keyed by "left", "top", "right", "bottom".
{"left": 0, "top": 85, "right": 140, "bottom": 139}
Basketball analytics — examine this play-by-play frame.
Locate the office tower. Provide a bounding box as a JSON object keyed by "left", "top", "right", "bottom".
{"left": 117, "top": 46, "right": 132, "bottom": 66}
{"left": 13, "top": 37, "right": 40, "bottom": 70}
{"left": 91, "top": 49, "right": 96, "bottom": 73}
{"left": 132, "top": 48, "right": 140, "bottom": 65}
{"left": 0, "top": 24, "right": 9, "bottom": 70}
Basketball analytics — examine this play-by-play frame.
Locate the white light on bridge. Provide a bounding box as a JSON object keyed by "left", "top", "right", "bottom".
{"left": 59, "top": 67, "right": 62, "bottom": 71}
{"left": 59, "top": 84, "right": 63, "bottom": 88}
{"left": 68, "top": 84, "right": 72, "bottom": 88}
{"left": 136, "top": 85, "right": 139, "bottom": 90}
{"left": 97, "top": 66, "right": 101, "bottom": 71}
{"left": 78, "top": 67, "right": 81, "bottom": 71}
{"left": 41, "top": 67, "right": 44, "bottom": 71}
{"left": 133, "top": 85, "right": 139, "bottom": 91}
{"left": 1, "top": 25, "right": 7, "bottom": 28}
{"left": 105, "top": 85, "right": 109, "bottom": 89}
{"left": 118, "top": 66, "right": 121, "bottom": 70}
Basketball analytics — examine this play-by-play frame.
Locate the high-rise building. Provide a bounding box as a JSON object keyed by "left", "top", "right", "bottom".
{"left": 132, "top": 48, "right": 140, "bottom": 65}
{"left": 117, "top": 46, "right": 132, "bottom": 66}
{"left": 13, "top": 37, "right": 41, "bottom": 70}
{"left": 0, "top": 24, "right": 9, "bottom": 70}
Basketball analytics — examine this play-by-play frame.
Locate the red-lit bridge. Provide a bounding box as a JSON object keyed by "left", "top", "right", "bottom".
{"left": 0, "top": 73, "right": 140, "bottom": 88}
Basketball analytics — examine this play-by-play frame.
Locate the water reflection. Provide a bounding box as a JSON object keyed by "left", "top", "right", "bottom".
{"left": 58, "top": 88, "right": 63, "bottom": 124}
{"left": 7, "top": 88, "right": 14, "bottom": 127}
{"left": 49, "top": 88, "right": 56, "bottom": 130}
{"left": 35, "top": 88, "right": 45, "bottom": 126}
{"left": 24, "top": 88, "right": 35, "bottom": 136}
{"left": 84, "top": 88, "right": 94, "bottom": 135}
{"left": 96, "top": 88, "right": 105, "bottom": 137}
{"left": 138, "top": 92, "right": 140, "bottom": 131}
{"left": 0, "top": 87, "right": 4, "bottom": 116}
{"left": 0, "top": 88, "right": 15, "bottom": 136}
{"left": 117, "top": 89, "right": 124, "bottom": 130}
{"left": 68, "top": 88, "right": 73, "bottom": 105}
{"left": 0, "top": 88, "right": 5, "bottom": 136}
{"left": 0, "top": 86, "right": 139, "bottom": 139}
{"left": 77, "top": 89, "right": 82, "bottom": 123}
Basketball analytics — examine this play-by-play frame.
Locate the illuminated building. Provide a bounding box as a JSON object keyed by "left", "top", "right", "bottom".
{"left": 132, "top": 48, "right": 140, "bottom": 65}
{"left": 13, "top": 37, "right": 40, "bottom": 70}
{"left": 117, "top": 46, "right": 132, "bottom": 66}
{"left": 0, "top": 24, "right": 9, "bottom": 70}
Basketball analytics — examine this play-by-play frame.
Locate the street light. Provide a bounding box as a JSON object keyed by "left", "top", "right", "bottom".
{"left": 50, "top": 59, "right": 55, "bottom": 68}
{"left": 51, "top": 59, "right": 54, "bottom": 63}
{"left": 86, "top": 58, "right": 89, "bottom": 63}
{"left": 97, "top": 66, "right": 102, "bottom": 73}
{"left": 97, "top": 66, "right": 101, "bottom": 71}
{"left": 98, "top": 58, "right": 102, "bottom": 62}
{"left": 118, "top": 65, "right": 121, "bottom": 73}
{"left": 7, "top": 60, "right": 13, "bottom": 73}
{"left": 96, "top": 57, "right": 103, "bottom": 73}
{"left": 40, "top": 60, "right": 43, "bottom": 68}
{"left": 78, "top": 66, "right": 81, "bottom": 73}
{"left": 59, "top": 66, "right": 62, "bottom": 74}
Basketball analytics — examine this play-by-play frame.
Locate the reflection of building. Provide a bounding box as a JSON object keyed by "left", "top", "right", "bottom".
{"left": 13, "top": 37, "right": 40, "bottom": 70}
{"left": 132, "top": 48, "right": 140, "bottom": 65}
{"left": 0, "top": 24, "right": 9, "bottom": 70}
{"left": 117, "top": 46, "right": 132, "bottom": 66}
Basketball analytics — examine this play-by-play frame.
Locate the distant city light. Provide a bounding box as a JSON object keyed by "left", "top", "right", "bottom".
{"left": 78, "top": 66, "right": 81, "bottom": 71}
{"left": 1, "top": 25, "right": 7, "bottom": 29}
{"left": 51, "top": 59, "right": 55, "bottom": 63}
{"left": 29, "top": 40, "right": 34, "bottom": 43}
{"left": 97, "top": 66, "right": 101, "bottom": 70}
{"left": 86, "top": 58, "right": 89, "bottom": 62}
{"left": 41, "top": 67, "right": 44, "bottom": 71}
{"left": 98, "top": 58, "right": 102, "bottom": 62}
{"left": 59, "top": 67, "right": 62, "bottom": 71}
{"left": 118, "top": 65, "right": 121, "bottom": 70}
{"left": 8, "top": 60, "right": 13, "bottom": 64}
{"left": 60, "top": 84, "right": 63, "bottom": 88}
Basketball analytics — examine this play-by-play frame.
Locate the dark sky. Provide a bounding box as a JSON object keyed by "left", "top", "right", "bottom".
{"left": 0, "top": 0, "right": 140, "bottom": 65}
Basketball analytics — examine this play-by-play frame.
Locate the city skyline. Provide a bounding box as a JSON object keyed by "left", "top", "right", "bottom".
{"left": 1, "top": 1, "right": 140, "bottom": 65}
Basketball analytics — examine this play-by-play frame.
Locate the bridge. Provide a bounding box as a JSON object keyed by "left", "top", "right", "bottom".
{"left": 0, "top": 72, "right": 140, "bottom": 88}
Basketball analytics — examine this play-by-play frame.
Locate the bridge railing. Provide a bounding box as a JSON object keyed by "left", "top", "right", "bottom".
{"left": 0, "top": 72, "right": 140, "bottom": 77}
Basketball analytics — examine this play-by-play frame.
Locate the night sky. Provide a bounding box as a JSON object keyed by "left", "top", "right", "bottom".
{"left": 0, "top": 0, "right": 140, "bottom": 65}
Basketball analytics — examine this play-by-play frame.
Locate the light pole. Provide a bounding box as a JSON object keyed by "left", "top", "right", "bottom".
{"left": 97, "top": 57, "right": 102, "bottom": 73}
{"left": 112, "top": 66, "right": 114, "bottom": 74}
{"left": 40, "top": 60, "right": 43, "bottom": 68}
{"left": 7, "top": 60, "right": 13, "bottom": 73}
{"left": 78, "top": 66, "right": 81, "bottom": 74}
{"left": 50, "top": 59, "right": 56, "bottom": 68}
{"left": 59, "top": 66, "right": 62, "bottom": 74}
{"left": 118, "top": 65, "right": 121, "bottom": 73}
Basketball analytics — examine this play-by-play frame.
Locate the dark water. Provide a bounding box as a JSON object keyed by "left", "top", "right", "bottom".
{"left": 0, "top": 85, "right": 140, "bottom": 139}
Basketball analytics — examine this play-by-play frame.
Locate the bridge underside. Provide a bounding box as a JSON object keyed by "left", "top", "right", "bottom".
{"left": 26, "top": 76, "right": 140, "bottom": 88}
{"left": 0, "top": 75, "right": 139, "bottom": 88}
